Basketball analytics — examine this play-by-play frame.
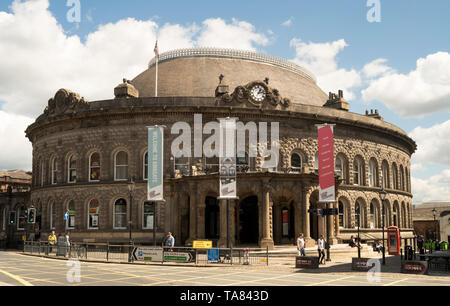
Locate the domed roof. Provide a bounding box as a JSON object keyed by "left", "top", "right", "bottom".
{"left": 132, "top": 48, "right": 328, "bottom": 107}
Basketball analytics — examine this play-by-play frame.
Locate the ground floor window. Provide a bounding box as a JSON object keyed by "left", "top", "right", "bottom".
{"left": 143, "top": 202, "right": 154, "bottom": 230}
{"left": 88, "top": 199, "right": 100, "bottom": 229}
{"left": 114, "top": 199, "right": 127, "bottom": 229}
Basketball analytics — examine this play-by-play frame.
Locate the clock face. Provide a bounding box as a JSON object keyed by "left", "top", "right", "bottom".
{"left": 250, "top": 85, "right": 267, "bottom": 102}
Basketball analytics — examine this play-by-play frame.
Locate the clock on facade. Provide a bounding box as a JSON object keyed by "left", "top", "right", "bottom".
{"left": 250, "top": 84, "right": 267, "bottom": 103}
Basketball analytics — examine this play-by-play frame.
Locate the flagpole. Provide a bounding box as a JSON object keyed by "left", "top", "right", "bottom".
{"left": 155, "top": 55, "right": 158, "bottom": 97}
{"left": 155, "top": 40, "right": 159, "bottom": 98}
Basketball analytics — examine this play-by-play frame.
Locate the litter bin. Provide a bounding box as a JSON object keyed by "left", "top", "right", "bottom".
{"left": 56, "top": 236, "right": 68, "bottom": 257}
{"left": 405, "top": 245, "right": 413, "bottom": 260}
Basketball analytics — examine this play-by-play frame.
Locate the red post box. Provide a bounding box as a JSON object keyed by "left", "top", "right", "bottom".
{"left": 387, "top": 226, "right": 401, "bottom": 255}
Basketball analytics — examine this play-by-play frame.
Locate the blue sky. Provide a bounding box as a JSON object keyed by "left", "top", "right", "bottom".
{"left": 0, "top": 0, "right": 449, "bottom": 203}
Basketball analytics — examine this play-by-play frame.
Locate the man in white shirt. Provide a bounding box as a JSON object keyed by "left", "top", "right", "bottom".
{"left": 297, "top": 233, "right": 306, "bottom": 256}
{"left": 317, "top": 235, "right": 326, "bottom": 264}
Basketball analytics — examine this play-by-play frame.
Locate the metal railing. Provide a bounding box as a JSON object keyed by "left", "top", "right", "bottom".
{"left": 22, "top": 241, "right": 269, "bottom": 266}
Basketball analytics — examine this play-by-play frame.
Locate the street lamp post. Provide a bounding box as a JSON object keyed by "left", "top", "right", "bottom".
{"left": 379, "top": 188, "right": 387, "bottom": 265}
{"left": 357, "top": 209, "right": 361, "bottom": 259}
{"left": 128, "top": 178, "right": 136, "bottom": 263}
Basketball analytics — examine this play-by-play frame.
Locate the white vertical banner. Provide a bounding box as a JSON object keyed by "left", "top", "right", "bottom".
{"left": 148, "top": 126, "right": 164, "bottom": 202}
{"left": 219, "top": 118, "right": 237, "bottom": 199}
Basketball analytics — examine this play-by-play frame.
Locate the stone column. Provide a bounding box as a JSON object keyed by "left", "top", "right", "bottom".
{"left": 217, "top": 199, "right": 227, "bottom": 248}
{"left": 230, "top": 199, "right": 237, "bottom": 246}
{"left": 303, "top": 190, "right": 311, "bottom": 239}
{"left": 294, "top": 189, "right": 303, "bottom": 240}
{"left": 187, "top": 183, "right": 197, "bottom": 243}
{"left": 196, "top": 194, "right": 206, "bottom": 239}
{"left": 260, "top": 186, "right": 274, "bottom": 250}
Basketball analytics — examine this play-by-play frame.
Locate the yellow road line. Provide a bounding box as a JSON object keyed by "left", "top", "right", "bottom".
{"left": 0, "top": 268, "right": 34, "bottom": 286}
{"left": 306, "top": 276, "right": 354, "bottom": 286}
{"left": 143, "top": 270, "right": 245, "bottom": 286}
{"left": 383, "top": 278, "right": 408, "bottom": 286}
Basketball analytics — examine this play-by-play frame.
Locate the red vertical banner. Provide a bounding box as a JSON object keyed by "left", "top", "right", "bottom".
{"left": 317, "top": 125, "right": 335, "bottom": 203}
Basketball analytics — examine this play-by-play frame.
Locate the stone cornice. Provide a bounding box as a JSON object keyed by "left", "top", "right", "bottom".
{"left": 26, "top": 97, "right": 417, "bottom": 154}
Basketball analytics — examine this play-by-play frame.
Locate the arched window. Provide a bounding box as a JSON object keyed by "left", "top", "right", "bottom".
{"left": 50, "top": 202, "right": 56, "bottom": 230}
{"left": 143, "top": 152, "right": 148, "bottom": 180}
{"left": 143, "top": 201, "right": 155, "bottom": 230}
{"left": 368, "top": 159, "right": 378, "bottom": 187}
{"left": 405, "top": 167, "right": 410, "bottom": 192}
{"left": 51, "top": 157, "right": 57, "bottom": 185}
{"left": 66, "top": 200, "right": 76, "bottom": 229}
{"left": 369, "top": 203, "right": 376, "bottom": 229}
{"left": 400, "top": 165, "right": 405, "bottom": 191}
{"left": 88, "top": 199, "right": 100, "bottom": 229}
{"left": 338, "top": 201, "right": 345, "bottom": 228}
{"left": 355, "top": 203, "right": 361, "bottom": 228}
{"left": 89, "top": 153, "right": 101, "bottom": 182}
{"left": 17, "top": 206, "right": 27, "bottom": 230}
{"left": 336, "top": 154, "right": 349, "bottom": 184}
{"left": 291, "top": 153, "right": 302, "bottom": 173}
{"left": 382, "top": 161, "right": 390, "bottom": 189}
{"left": 392, "top": 163, "right": 398, "bottom": 190}
{"left": 401, "top": 202, "right": 407, "bottom": 228}
{"left": 68, "top": 154, "right": 77, "bottom": 183}
{"left": 353, "top": 156, "right": 365, "bottom": 186}
{"left": 314, "top": 152, "right": 319, "bottom": 172}
{"left": 393, "top": 203, "right": 399, "bottom": 227}
{"left": 114, "top": 151, "right": 128, "bottom": 181}
{"left": 114, "top": 199, "right": 127, "bottom": 229}
{"left": 40, "top": 161, "right": 45, "bottom": 187}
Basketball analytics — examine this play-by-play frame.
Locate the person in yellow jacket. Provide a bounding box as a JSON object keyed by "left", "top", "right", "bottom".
{"left": 48, "top": 231, "right": 57, "bottom": 252}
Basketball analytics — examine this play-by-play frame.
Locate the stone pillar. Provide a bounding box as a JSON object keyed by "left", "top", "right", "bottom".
{"left": 260, "top": 187, "right": 274, "bottom": 250}
{"left": 217, "top": 199, "right": 227, "bottom": 248}
{"left": 196, "top": 195, "right": 206, "bottom": 240}
{"left": 294, "top": 190, "right": 302, "bottom": 240}
{"left": 187, "top": 184, "right": 197, "bottom": 243}
{"left": 230, "top": 199, "right": 237, "bottom": 246}
{"left": 303, "top": 190, "right": 311, "bottom": 239}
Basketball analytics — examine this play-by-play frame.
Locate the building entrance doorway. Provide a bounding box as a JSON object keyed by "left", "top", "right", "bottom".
{"left": 238, "top": 196, "right": 259, "bottom": 245}
{"left": 205, "top": 197, "right": 220, "bottom": 240}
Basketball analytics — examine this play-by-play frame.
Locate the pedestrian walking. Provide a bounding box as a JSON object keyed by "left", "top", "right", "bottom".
{"left": 163, "top": 232, "right": 175, "bottom": 251}
{"left": 417, "top": 235, "right": 424, "bottom": 254}
{"left": 48, "top": 231, "right": 57, "bottom": 252}
{"left": 297, "top": 233, "right": 306, "bottom": 257}
{"left": 317, "top": 235, "right": 326, "bottom": 264}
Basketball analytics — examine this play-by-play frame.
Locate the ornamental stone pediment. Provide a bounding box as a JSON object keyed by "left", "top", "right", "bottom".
{"left": 43, "top": 89, "right": 89, "bottom": 118}
{"left": 215, "top": 79, "right": 291, "bottom": 110}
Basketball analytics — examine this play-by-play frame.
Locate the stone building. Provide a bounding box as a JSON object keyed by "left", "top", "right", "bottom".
{"left": 23, "top": 48, "right": 416, "bottom": 248}
{"left": 0, "top": 170, "right": 31, "bottom": 247}
{"left": 413, "top": 202, "right": 450, "bottom": 241}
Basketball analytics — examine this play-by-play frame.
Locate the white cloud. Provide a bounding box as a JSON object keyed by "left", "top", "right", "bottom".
{"left": 409, "top": 120, "right": 450, "bottom": 166}
{"left": 289, "top": 38, "right": 361, "bottom": 100}
{"left": 362, "top": 58, "right": 395, "bottom": 79}
{"left": 410, "top": 163, "right": 426, "bottom": 172}
{"left": 362, "top": 52, "right": 450, "bottom": 117}
{"left": 196, "top": 18, "right": 269, "bottom": 50}
{"left": 0, "top": 1, "right": 270, "bottom": 119}
{"left": 281, "top": 18, "right": 293, "bottom": 27}
{"left": 0, "top": 0, "right": 271, "bottom": 170}
{"left": 412, "top": 169, "right": 450, "bottom": 203}
{"left": 0, "top": 111, "right": 33, "bottom": 171}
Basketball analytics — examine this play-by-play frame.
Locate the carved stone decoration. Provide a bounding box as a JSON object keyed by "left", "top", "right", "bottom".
{"left": 44, "top": 89, "right": 89, "bottom": 117}
{"left": 215, "top": 80, "right": 291, "bottom": 110}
